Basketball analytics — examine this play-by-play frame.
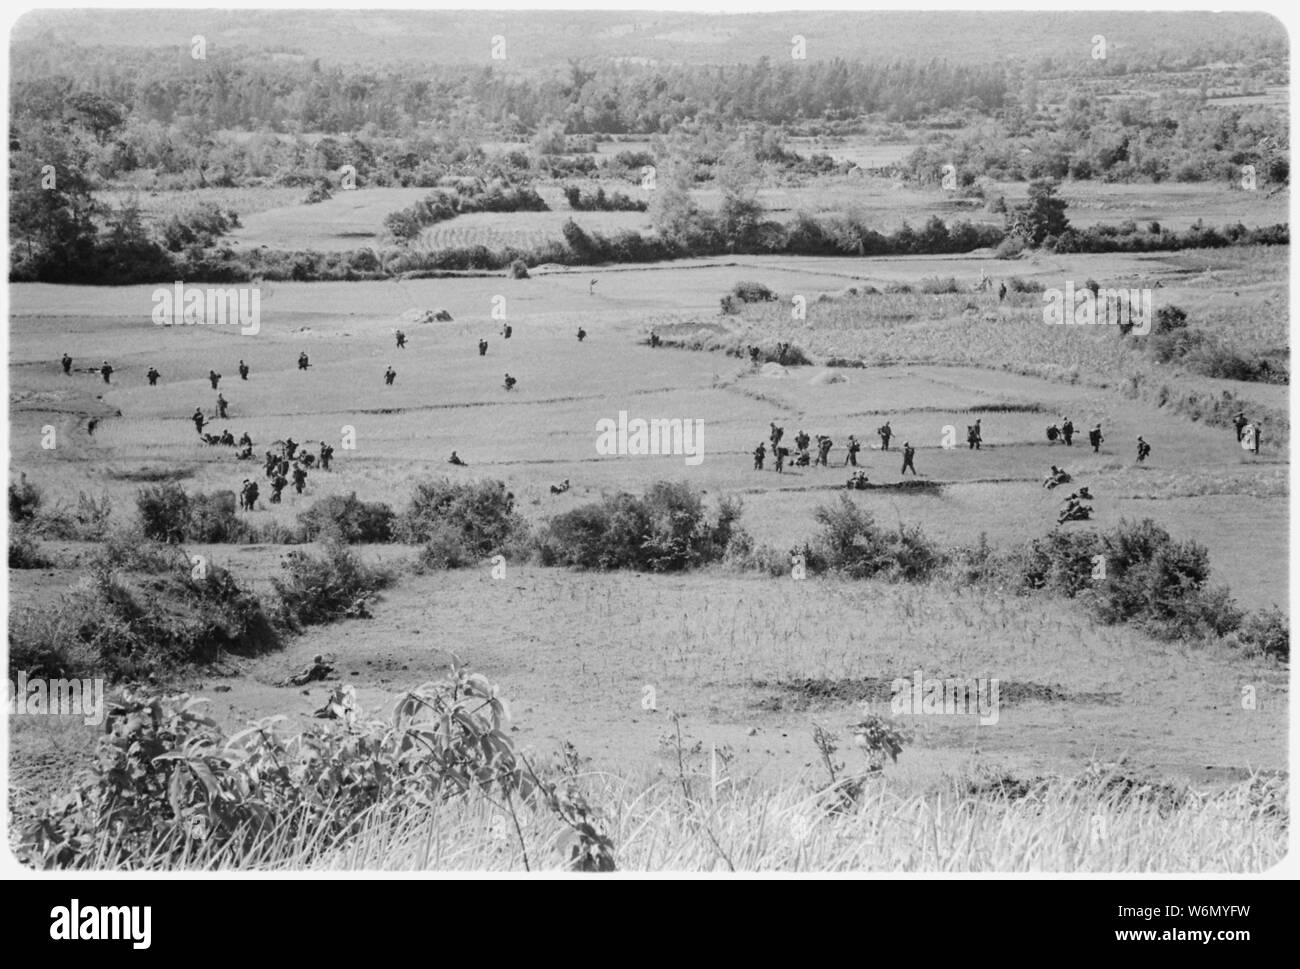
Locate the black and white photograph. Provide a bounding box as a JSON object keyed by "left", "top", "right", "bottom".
{"left": 3, "top": 3, "right": 1292, "bottom": 899}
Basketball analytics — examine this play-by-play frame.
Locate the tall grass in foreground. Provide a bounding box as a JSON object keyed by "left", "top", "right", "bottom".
{"left": 48, "top": 770, "right": 1285, "bottom": 873}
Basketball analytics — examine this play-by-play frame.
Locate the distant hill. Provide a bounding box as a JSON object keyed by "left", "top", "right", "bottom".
{"left": 12, "top": 9, "right": 1288, "bottom": 72}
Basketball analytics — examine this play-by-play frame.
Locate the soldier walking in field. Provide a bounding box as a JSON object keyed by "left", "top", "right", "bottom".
{"left": 147, "top": 367, "right": 160, "bottom": 386}
{"left": 192, "top": 408, "right": 206, "bottom": 435}
{"left": 845, "top": 435, "right": 861, "bottom": 466}
{"left": 319, "top": 442, "right": 334, "bottom": 471}
{"left": 270, "top": 473, "right": 287, "bottom": 503}
{"left": 1062, "top": 417, "right": 1074, "bottom": 446}
{"left": 816, "top": 435, "right": 833, "bottom": 467}
{"left": 478, "top": 339, "right": 488, "bottom": 356}
{"left": 298, "top": 352, "right": 310, "bottom": 370}
{"left": 101, "top": 361, "right": 113, "bottom": 384}
{"left": 795, "top": 430, "right": 810, "bottom": 453}
{"left": 216, "top": 393, "right": 228, "bottom": 419}
{"left": 1233, "top": 412, "right": 1248, "bottom": 442}
{"left": 901, "top": 442, "right": 917, "bottom": 475}
{"left": 1089, "top": 423, "right": 1104, "bottom": 453}
{"left": 774, "top": 446, "right": 787, "bottom": 474}
{"left": 396, "top": 330, "right": 406, "bottom": 349}
{"left": 239, "top": 360, "right": 250, "bottom": 380}
{"left": 1136, "top": 437, "right": 1151, "bottom": 463}
{"left": 967, "top": 419, "right": 982, "bottom": 450}
{"left": 292, "top": 465, "right": 307, "bottom": 495}
{"left": 878, "top": 421, "right": 892, "bottom": 451}
{"left": 753, "top": 442, "right": 766, "bottom": 471}
{"left": 504, "top": 373, "right": 517, "bottom": 391}
{"left": 577, "top": 327, "right": 587, "bottom": 342}
{"left": 770, "top": 423, "right": 784, "bottom": 451}
{"left": 384, "top": 366, "right": 396, "bottom": 385}
{"left": 61, "top": 353, "right": 72, "bottom": 375}
{"left": 209, "top": 370, "right": 222, "bottom": 390}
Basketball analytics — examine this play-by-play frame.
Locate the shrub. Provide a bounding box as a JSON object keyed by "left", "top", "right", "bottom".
{"left": 9, "top": 475, "right": 42, "bottom": 523}
{"left": 9, "top": 530, "right": 52, "bottom": 569}
{"left": 298, "top": 493, "right": 395, "bottom": 544}
{"left": 808, "top": 496, "right": 944, "bottom": 581}
{"left": 1008, "top": 529, "right": 1101, "bottom": 597}
{"left": 731, "top": 281, "right": 777, "bottom": 303}
{"left": 398, "top": 479, "right": 526, "bottom": 564}
{"left": 1154, "top": 305, "right": 1188, "bottom": 335}
{"left": 1089, "top": 518, "right": 1236, "bottom": 638}
{"left": 136, "top": 483, "right": 190, "bottom": 543}
{"left": 187, "top": 490, "right": 247, "bottom": 543}
{"left": 1237, "top": 607, "right": 1289, "bottom": 660}
{"left": 9, "top": 555, "right": 278, "bottom": 681}
{"left": 15, "top": 663, "right": 576, "bottom": 870}
{"left": 538, "top": 483, "right": 740, "bottom": 572}
{"left": 271, "top": 541, "right": 395, "bottom": 628}
{"left": 918, "top": 276, "right": 960, "bottom": 294}
{"left": 509, "top": 258, "right": 530, "bottom": 279}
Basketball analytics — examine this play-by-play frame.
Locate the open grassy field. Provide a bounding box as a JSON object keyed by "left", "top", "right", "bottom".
{"left": 8, "top": 238, "right": 1288, "bottom": 849}
{"left": 176, "top": 172, "right": 1290, "bottom": 253}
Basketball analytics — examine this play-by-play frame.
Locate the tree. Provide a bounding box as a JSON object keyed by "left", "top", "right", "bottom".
{"left": 1007, "top": 179, "right": 1070, "bottom": 247}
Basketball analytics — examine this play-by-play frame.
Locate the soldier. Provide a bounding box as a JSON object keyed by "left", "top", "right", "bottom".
{"left": 238, "top": 360, "right": 250, "bottom": 380}
{"left": 577, "top": 327, "right": 587, "bottom": 342}
{"left": 478, "top": 339, "right": 489, "bottom": 356}
{"left": 901, "top": 442, "right": 917, "bottom": 475}
{"left": 277, "top": 457, "right": 290, "bottom": 477}
{"left": 319, "top": 442, "right": 334, "bottom": 471}
{"left": 192, "top": 408, "right": 206, "bottom": 435}
{"left": 238, "top": 431, "right": 252, "bottom": 448}
{"left": 298, "top": 351, "right": 310, "bottom": 370}
{"left": 753, "top": 442, "right": 766, "bottom": 471}
{"left": 240, "top": 480, "right": 252, "bottom": 511}
{"left": 61, "top": 353, "right": 72, "bottom": 375}
{"left": 147, "top": 367, "right": 160, "bottom": 386}
{"left": 967, "top": 419, "right": 982, "bottom": 450}
{"left": 100, "top": 360, "right": 113, "bottom": 384}
{"left": 219, "top": 429, "right": 235, "bottom": 446}
{"left": 209, "top": 370, "right": 221, "bottom": 390}
{"left": 1089, "top": 423, "right": 1104, "bottom": 453}
{"left": 384, "top": 366, "right": 396, "bottom": 385}
{"left": 504, "top": 373, "right": 517, "bottom": 391}
{"left": 216, "top": 393, "right": 228, "bottom": 419}
{"left": 1233, "top": 412, "right": 1248, "bottom": 442}
{"left": 292, "top": 465, "right": 307, "bottom": 495}
{"left": 878, "top": 421, "right": 892, "bottom": 451}
{"left": 264, "top": 450, "right": 277, "bottom": 476}
{"left": 236, "top": 444, "right": 254, "bottom": 460}
{"left": 396, "top": 330, "right": 406, "bottom": 349}
{"left": 794, "top": 448, "right": 811, "bottom": 468}
{"left": 1047, "top": 423, "right": 1060, "bottom": 443}
{"left": 1136, "top": 437, "right": 1151, "bottom": 462}
{"left": 244, "top": 479, "right": 259, "bottom": 510}
{"left": 845, "top": 435, "right": 861, "bottom": 466}
{"left": 1062, "top": 418, "right": 1075, "bottom": 446}
{"left": 270, "top": 473, "right": 287, "bottom": 503}
{"left": 502, "top": 324, "right": 512, "bottom": 339}
{"left": 817, "top": 435, "right": 833, "bottom": 467}
{"left": 770, "top": 423, "right": 784, "bottom": 450}
{"left": 998, "top": 281, "right": 1007, "bottom": 302}
{"left": 795, "top": 430, "right": 810, "bottom": 453}
{"left": 748, "top": 345, "right": 761, "bottom": 365}
{"left": 649, "top": 331, "right": 662, "bottom": 348}
{"left": 448, "top": 451, "right": 466, "bottom": 466}
{"left": 774, "top": 446, "right": 787, "bottom": 474}
{"left": 285, "top": 438, "right": 298, "bottom": 459}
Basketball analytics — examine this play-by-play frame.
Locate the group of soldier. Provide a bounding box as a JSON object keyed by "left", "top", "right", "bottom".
{"left": 753, "top": 421, "right": 916, "bottom": 477}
